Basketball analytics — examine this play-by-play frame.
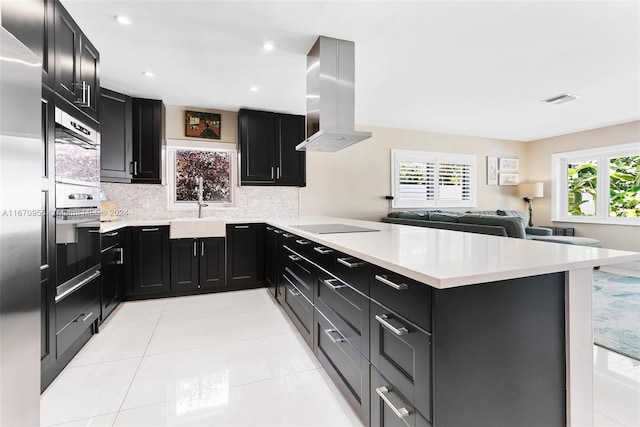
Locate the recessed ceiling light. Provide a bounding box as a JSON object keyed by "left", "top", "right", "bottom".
{"left": 541, "top": 93, "right": 580, "bottom": 105}
{"left": 263, "top": 42, "right": 274, "bottom": 51}
{"left": 143, "top": 71, "right": 154, "bottom": 78}
{"left": 115, "top": 15, "right": 132, "bottom": 25}
{"left": 250, "top": 86, "right": 259, "bottom": 92}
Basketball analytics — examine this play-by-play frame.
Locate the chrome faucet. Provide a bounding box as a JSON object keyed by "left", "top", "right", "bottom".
{"left": 197, "top": 176, "right": 208, "bottom": 218}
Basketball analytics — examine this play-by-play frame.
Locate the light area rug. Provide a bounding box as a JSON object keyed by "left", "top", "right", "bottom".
{"left": 593, "top": 270, "right": 640, "bottom": 361}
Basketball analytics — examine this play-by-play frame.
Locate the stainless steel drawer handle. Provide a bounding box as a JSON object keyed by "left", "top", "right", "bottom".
{"left": 104, "top": 231, "right": 119, "bottom": 237}
{"left": 141, "top": 228, "right": 159, "bottom": 232}
{"left": 374, "top": 274, "right": 408, "bottom": 290}
{"left": 287, "top": 287, "right": 301, "bottom": 297}
{"left": 193, "top": 241, "right": 197, "bottom": 257}
{"left": 322, "top": 278, "right": 346, "bottom": 291}
{"left": 234, "top": 225, "right": 250, "bottom": 229}
{"left": 375, "top": 386, "right": 410, "bottom": 419}
{"left": 266, "top": 226, "right": 274, "bottom": 231}
{"left": 375, "top": 314, "right": 409, "bottom": 336}
{"left": 273, "top": 230, "right": 284, "bottom": 234}
{"left": 74, "top": 312, "right": 93, "bottom": 323}
{"left": 323, "top": 328, "right": 345, "bottom": 344}
{"left": 201, "top": 241, "right": 205, "bottom": 256}
{"left": 282, "top": 233, "right": 294, "bottom": 238}
{"left": 314, "top": 247, "right": 333, "bottom": 255}
{"left": 337, "top": 257, "right": 364, "bottom": 268}
{"left": 116, "top": 247, "right": 124, "bottom": 265}
{"left": 295, "top": 239, "right": 310, "bottom": 245}
{"left": 288, "top": 254, "right": 301, "bottom": 262}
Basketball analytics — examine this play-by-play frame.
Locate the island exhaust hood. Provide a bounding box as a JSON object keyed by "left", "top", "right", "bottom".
{"left": 296, "top": 36, "right": 371, "bottom": 152}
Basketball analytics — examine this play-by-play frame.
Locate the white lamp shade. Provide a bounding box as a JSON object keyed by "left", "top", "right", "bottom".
{"left": 518, "top": 182, "right": 544, "bottom": 198}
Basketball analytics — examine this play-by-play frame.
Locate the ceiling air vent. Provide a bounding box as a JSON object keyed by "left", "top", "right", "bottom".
{"left": 541, "top": 93, "right": 580, "bottom": 105}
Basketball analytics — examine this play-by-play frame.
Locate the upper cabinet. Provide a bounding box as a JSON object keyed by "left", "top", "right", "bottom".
{"left": 54, "top": 1, "right": 100, "bottom": 124}
{"left": 1, "top": 0, "right": 55, "bottom": 87}
{"left": 238, "top": 109, "right": 306, "bottom": 186}
{"left": 100, "top": 88, "right": 133, "bottom": 183}
{"left": 132, "top": 98, "right": 166, "bottom": 184}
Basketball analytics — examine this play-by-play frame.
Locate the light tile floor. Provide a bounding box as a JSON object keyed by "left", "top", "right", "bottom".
{"left": 41, "top": 289, "right": 362, "bottom": 426}
{"left": 41, "top": 287, "right": 639, "bottom": 426}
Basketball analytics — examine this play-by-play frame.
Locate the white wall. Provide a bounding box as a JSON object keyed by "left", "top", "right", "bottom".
{"left": 524, "top": 120, "right": 640, "bottom": 251}
{"left": 300, "top": 125, "right": 529, "bottom": 221}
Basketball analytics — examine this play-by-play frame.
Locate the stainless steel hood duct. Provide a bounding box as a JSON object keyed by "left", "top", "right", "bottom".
{"left": 296, "top": 36, "right": 371, "bottom": 152}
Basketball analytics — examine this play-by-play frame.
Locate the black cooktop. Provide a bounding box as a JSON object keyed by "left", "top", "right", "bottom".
{"left": 294, "top": 223, "right": 380, "bottom": 234}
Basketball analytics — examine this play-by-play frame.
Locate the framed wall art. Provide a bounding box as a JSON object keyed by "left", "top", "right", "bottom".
{"left": 185, "top": 110, "right": 221, "bottom": 139}
{"left": 499, "top": 157, "right": 519, "bottom": 171}
{"left": 487, "top": 156, "right": 498, "bottom": 185}
{"left": 499, "top": 173, "right": 519, "bottom": 186}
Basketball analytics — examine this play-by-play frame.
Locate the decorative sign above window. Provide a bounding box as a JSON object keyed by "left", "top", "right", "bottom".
{"left": 185, "top": 110, "right": 221, "bottom": 139}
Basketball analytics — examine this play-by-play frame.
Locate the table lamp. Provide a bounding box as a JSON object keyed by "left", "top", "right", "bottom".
{"left": 518, "top": 182, "right": 544, "bottom": 226}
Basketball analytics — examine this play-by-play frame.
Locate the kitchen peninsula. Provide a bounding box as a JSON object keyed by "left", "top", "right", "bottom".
{"left": 101, "top": 215, "right": 638, "bottom": 426}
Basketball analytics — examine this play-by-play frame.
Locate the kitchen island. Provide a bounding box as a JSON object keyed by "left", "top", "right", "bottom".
{"left": 264, "top": 216, "right": 640, "bottom": 427}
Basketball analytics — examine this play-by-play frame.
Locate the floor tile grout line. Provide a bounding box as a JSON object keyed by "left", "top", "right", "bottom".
{"left": 117, "top": 366, "right": 325, "bottom": 414}
{"left": 154, "top": 306, "right": 284, "bottom": 326}
{"left": 112, "top": 300, "right": 168, "bottom": 425}
{"left": 46, "top": 411, "right": 119, "bottom": 427}
{"left": 142, "top": 329, "right": 299, "bottom": 358}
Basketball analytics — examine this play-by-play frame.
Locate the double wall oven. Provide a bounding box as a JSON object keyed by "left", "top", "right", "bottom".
{"left": 54, "top": 106, "right": 101, "bottom": 302}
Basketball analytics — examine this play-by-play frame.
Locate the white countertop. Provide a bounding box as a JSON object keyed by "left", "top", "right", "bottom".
{"left": 99, "top": 217, "right": 265, "bottom": 234}
{"left": 266, "top": 216, "right": 640, "bottom": 289}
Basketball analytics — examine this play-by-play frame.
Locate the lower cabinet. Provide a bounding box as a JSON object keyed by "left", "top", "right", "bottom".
{"left": 371, "top": 368, "right": 431, "bottom": 427}
{"left": 130, "top": 226, "right": 170, "bottom": 295}
{"left": 100, "top": 228, "right": 128, "bottom": 322}
{"left": 281, "top": 268, "right": 314, "bottom": 346}
{"left": 265, "top": 226, "right": 283, "bottom": 297}
{"left": 170, "top": 237, "right": 225, "bottom": 292}
{"left": 226, "top": 223, "right": 265, "bottom": 287}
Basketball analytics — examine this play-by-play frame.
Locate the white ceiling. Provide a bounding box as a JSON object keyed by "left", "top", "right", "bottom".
{"left": 62, "top": 0, "right": 640, "bottom": 141}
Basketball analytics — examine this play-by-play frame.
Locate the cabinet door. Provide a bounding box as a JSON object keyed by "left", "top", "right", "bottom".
{"left": 239, "top": 109, "right": 275, "bottom": 184}
{"left": 131, "top": 226, "right": 170, "bottom": 294}
{"left": 78, "top": 35, "right": 100, "bottom": 122}
{"left": 132, "top": 98, "right": 165, "bottom": 183}
{"left": 170, "top": 239, "right": 199, "bottom": 292}
{"left": 100, "top": 245, "right": 119, "bottom": 320}
{"left": 199, "top": 238, "right": 226, "bottom": 289}
{"left": 274, "top": 113, "right": 306, "bottom": 186}
{"left": 226, "top": 224, "right": 265, "bottom": 287}
{"left": 54, "top": 2, "right": 80, "bottom": 106}
{"left": 100, "top": 88, "right": 132, "bottom": 182}
{"left": 265, "top": 227, "right": 279, "bottom": 296}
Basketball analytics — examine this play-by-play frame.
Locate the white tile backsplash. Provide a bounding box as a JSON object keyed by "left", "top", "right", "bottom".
{"left": 101, "top": 183, "right": 299, "bottom": 220}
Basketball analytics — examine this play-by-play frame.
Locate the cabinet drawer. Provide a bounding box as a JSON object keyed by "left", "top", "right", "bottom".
{"left": 371, "top": 268, "right": 432, "bottom": 332}
{"left": 55, "top": 275, "right": 100, "bottom": 357}
{"left": 316, "top": 272, "right": 369, "bottom": 358}
{"left": 287, "top": 233, "right": 315, "bottom": 259}
{"left": 310, "top": 243, "right": 336, "bottom": 270}
{"left": 371, "top": 368, "right": 432, "bottom": 427}
{"left": 282, "top": 272, "right": 313, "bottom": 344}
{"left": 370, "top": 300, "right": 432, "bottom": 422}
{"left": 101, "top": 229, "right": 121, "bottom": 250}
{"left": 282, "top": 252, "right": 314, "bottom": 302}
{"left": 314, "top": 308, "right": 369, "bottom": 424}
{"left": 334, "top": 252, "right": 370, "bottom": 295}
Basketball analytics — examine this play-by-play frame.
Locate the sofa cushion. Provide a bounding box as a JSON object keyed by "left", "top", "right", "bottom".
{"left": 459, "top": 214, "right": 527, "bottom": 238}
{"left": 395, "top": 211, "right": 432, "bottom": 220}
{"left": 429, "top": 212, "right": 462, "bottom": 222}
{"left": 497, "top": 209, "right": 529, "bottom": 222}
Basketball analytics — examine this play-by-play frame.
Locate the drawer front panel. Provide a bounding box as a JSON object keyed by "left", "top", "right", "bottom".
{"left": 371, "top": 268, "right": 432, "bottom": 332}
{"left": 282, "top": 272, "right": 313, "bottom": 337}
{"left": 370, "top": 300, "right": 432, "bottom": 421}
{"left": 314, "top": 308, "right": 369, "bottom": 423}
{"left": 310, "top": 243, "right": 336, "bottom": 270}
{"left": 334, "top": 253, "right": 370, "bottom": 295}
{"left": 288, "top": 234, "right": 315, "bottom": 259}
{"left": 371, "top": 368, "right": 432, "bottom": 427}
{"left": 316, "top": 273, "right": 369, "bottom": 357}
{"left": 282, "top": 246, "right": 315, "bottom": 300}
{"left": 56, "top": 274, "right": 101, "bottom": 330}
{"left": 100, "top": 229, "right": 121, "bottom": 250}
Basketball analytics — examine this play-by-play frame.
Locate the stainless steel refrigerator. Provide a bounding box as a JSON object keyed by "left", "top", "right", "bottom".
{"left": 0, "top": 26, "right": 42, "bottom": 425}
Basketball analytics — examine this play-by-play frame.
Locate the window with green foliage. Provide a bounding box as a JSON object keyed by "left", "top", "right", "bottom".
{"left": 553, "top": 143, "right": 639, "bottom": 224}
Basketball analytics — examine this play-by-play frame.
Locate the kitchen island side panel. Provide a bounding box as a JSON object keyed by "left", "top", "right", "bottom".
{"left": 432, "top": 272, "right": 566, "bottom": 427}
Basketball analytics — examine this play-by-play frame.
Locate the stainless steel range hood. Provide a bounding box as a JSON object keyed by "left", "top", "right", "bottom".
{"left": 296, "top": 36, "right": 371, "bottom": 152}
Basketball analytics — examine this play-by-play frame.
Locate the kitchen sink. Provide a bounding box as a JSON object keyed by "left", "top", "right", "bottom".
{"left": 169, "top": 218, "right": 226, "bottom": 239}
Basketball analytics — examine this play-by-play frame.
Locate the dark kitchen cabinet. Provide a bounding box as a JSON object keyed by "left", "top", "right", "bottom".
{"left": 1, "top": 0, "right": 55, "bottom": 88}
{"left": 132, "top": 98, "right": 165, "bottom": 184}
{"left": 100, "top": 228, "right": 128, "bottom": 322}
{"left": 54, "top": 1, "right": 100, "bottom": 124}
{"left": 265, "top": 227, "right": 283, "bottom": 297}
{"left": 226, "top": 223, "right": 266, "bottom": 287}
{"left": 100, "top": 88, "right": 133, "bottom": 182}
{"left": 238, "top": 109, "right": 305, "bottom": 186}
{"left": 130, "top": 226, "right": 170, "bottom": 295}
{"left": 171, "top": 237, "right": 225, "bottom": 292}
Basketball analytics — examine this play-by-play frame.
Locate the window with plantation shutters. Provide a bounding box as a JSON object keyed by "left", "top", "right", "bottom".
{"left": 391, "top": 150, "right": 476, "bottom": 208}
